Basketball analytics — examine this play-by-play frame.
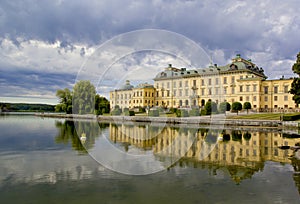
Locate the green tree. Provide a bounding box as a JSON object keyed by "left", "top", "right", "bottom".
{"left": 290, "top": 52, "right": 300, "bottom": 105}
{"left": 243, "top": 102, "right": 252, "bottom": 114}
{"left": 95, "top": 94, "right": 110, "bottom": 115}
{"left": 55, "top": 88, "right": 72, "bottom": 113}
{"left": 219, "top": 102, "right": 231, "bottom": 113}
{"left": 204, "top": 101, "right": 217, "bottom": 115}
{"left": 232, "top": 102, "right": 242, "bottom": 115}
{"left": 73, "top": 80, "right": 96, "bottom": 114}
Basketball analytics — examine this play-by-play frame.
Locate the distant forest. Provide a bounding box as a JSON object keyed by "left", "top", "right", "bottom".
{"left": 0, "top": 102, "right": 55, "bottom": 112}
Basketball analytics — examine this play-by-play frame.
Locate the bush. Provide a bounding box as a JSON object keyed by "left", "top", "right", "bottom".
{"left": 282, "top": 113, "right": 300, "bottom": 121}
{"left": 189, "top": 108, "right": 200, "bottom": 116}
{"left": 148, "top": 110, "right": 159, "bottom": 117}
{"left": 169, "top": 107, "right": 178, "bottom": 114}
{"left": 243, "top": 102, "right": 252, "bottom": 113}
{"left": 204, "top": 101, "right": 217, "bottom": 115}
{"left": 219, "top": 102, "right": 231, "bottom": 113}
{"left": 232, "top": 102, "right": 243, "bottom": 115}
{"left": 111, "top": 108, "right": 122, "bottom": 115}
{"left": 124, "top": 110, "right": 135, "bottom": 116}
{"left": 200, "top": 109, "right": 206, "bottom": 116}
{"left": 139, "top": 107, "right": 146, "bottom": 113}
{"left": 176, "top": 109, "right": 189, "bottom": 117}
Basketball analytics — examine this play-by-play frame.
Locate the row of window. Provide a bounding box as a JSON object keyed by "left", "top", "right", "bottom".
{"left": 263, "top": 85, "right": 289, "bottom": 94}
{"left": 112, "top": 91, "right": 154, "bottom": 99}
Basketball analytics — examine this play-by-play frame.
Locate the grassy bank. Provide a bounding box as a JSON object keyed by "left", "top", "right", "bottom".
{"left": 227, "top": 113, "right": 282, "bottom": 120}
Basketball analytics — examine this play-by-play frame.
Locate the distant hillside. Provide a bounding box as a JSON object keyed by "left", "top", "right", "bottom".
{"left": 0, "top": 102, "right": 55, "bottom": 112}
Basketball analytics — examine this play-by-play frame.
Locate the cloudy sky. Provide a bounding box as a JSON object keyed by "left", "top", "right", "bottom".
{"left": 0, "top": 0, "right": 299, "bottom": 104}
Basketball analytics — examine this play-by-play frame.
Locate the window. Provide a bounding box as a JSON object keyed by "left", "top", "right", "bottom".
{"left": 231, "top": 76, "right": 235, "bottom": 83}
{"left": 264, "top": 96, "right": 268, "bottom": 101}
{"left": 185, "top": 80, "right": 188, "bottom": 87}
{"left": 179, "top": 90, "right": 182, "bottom": 96}
{"left": 173, "top": 90, "right": 176, "bottom": 96}
{"left": 246, "top": 96, "right": 249, "bottom": 101}
{"left": 284, "top": 85, "right": 289, "bottom": 93}
{"left": 246, "top": 85, "right": 250, "bottom": 92}
{"left": 224, "top": 77, "right": 227, "bottom": 84}
{"left": 216, "top": 78, "right": 219, "bottom": 85}
{"left": 179, "top": 81, "right": 182, "bottom": 88}
{"left": 201, "top": 88, "right": 205, "bottom": 95}
{"left": 253, "top": 84, "right": 257, "bottom": 92}
{"left": 274, "top": 86, "right": 278, "bottom": 94}
{"left": 161, "top": 83, "right": 164, "bottom": 88}
{"left": 231, "top": 87, "right": 235, "bottom": 94}
{"left": 173, "top": 81, "right": 176, "bottom": 88}
{"left": 201, "top": 79, "right": 205, "bottom": 86}
{"left": 215, "top": 87, "right": 219, "bottom": 94}
{"left": 224, "top": 87, "right": 227, "bottom": 94}
{"left": 274, "top": 96, "right": 278, "bottom": 101}
{"left": 185, "top": 100, "right": 189, "bottom": 106}
{"left": 185, "top": 89, "right": 189, "bottom": 96}
{"left": 240, "top": 96, "right": 243, "bottom": 101}
{"left": 264, "top": 86, "right": 268, "bottom": 94}
{"left": 240, "top": 75, "right": 243, "bottom": 80}
{"left": 284, "top": 95, "right": 288, "bottom": 101}
{"left": 193, "top": 80, "right": 196, "bottom": 86}
{"left": 167, "top": 82, "right": 170, "bottom": 88}
{"left": 208, "top": 88, "right": 212, "bottom": 95}
{"left": 240, "top": 86, "right": 243, "bottom": 92}
{"left": 208, "top": 78, "right": 212, "bottom": 85}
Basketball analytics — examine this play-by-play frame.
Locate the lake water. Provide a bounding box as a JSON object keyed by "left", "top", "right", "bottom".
{"left": 0, "top": 115, "right": 299, "bottom": 204}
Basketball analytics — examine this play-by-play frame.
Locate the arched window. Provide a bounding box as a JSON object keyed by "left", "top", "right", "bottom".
{"left": 185, "top": 100, "right": 189, "bottom": 106}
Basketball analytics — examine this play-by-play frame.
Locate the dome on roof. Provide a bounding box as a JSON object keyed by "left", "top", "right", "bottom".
{"left": 119, "top": 80, "right": 134, "bottom": 90}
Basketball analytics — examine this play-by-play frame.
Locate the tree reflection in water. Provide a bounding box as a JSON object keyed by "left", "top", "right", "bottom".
{"left": 55, "top": 120, "right": 108, "bottom": 154}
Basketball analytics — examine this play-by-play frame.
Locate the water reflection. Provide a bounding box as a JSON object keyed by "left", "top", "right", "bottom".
{"left": 55, "top": 120, "right": 300, "bottom": 182}
{"left": 1, "top": 116, "right": 300, "bottom": 203}
{"left": 55, "top": 120, "right": 109, "bottom": 153}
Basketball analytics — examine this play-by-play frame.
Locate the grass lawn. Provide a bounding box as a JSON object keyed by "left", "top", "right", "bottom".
{"left": 227, "top": 113, "right": 282, "bottom": 120}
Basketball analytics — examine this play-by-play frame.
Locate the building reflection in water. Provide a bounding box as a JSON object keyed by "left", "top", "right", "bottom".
{"left": 108, "top": 121, "right": 300, "bottom": 184}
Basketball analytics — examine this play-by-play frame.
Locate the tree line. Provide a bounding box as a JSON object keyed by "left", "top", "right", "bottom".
{"left": 0, "top": 103, "right": 55, "bottom": 112}
{"left": 55, "top": 80, "right": 110, "bottom": 115}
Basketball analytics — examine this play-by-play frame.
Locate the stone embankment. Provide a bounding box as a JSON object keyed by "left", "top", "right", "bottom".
{"left": 36, "top": 113, "right": 299, "bottom": 130}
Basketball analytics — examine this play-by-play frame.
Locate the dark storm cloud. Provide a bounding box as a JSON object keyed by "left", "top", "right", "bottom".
{"left": 1, "top": 0, "right": 299, "bottom": 59}
{"left": 0, "top": 68, "right": 76, "bottom": 97}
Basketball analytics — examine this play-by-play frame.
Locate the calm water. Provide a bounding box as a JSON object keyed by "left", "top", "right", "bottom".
{"left": 0, "top": 115, "right": 300, "bottom": 204}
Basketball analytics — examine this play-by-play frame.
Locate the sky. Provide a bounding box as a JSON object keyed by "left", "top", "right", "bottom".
{"left": 0, "top": 0, "right": 299, "bottom": 105}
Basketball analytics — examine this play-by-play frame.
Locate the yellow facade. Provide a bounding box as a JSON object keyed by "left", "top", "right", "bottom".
{"left": 110, "top": 55, "right": 297, "bottom": 111}
{"left": 110, "top": 81, "right": 155, "bottom": 110}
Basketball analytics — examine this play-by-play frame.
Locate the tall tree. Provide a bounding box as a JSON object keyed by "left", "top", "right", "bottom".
{"left": 72, "top": 80, "right": 96, "bottom": 114}
{"left": 55, "top": 88, "right": 72, "bottom": 113}
{"left": 290, "top": 52, "right": 300, "bottom": 105}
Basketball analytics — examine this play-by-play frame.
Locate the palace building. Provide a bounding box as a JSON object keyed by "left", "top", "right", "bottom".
{"left": 110, "top": 54, "right": 296, "bottom": 112}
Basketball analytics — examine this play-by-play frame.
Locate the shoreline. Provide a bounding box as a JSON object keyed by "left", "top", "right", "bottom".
{"left": 35, "top": 113, "right": 300, "bottom": 130}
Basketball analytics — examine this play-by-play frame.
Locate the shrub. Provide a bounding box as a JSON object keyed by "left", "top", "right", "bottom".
{"left": 169, "top": 107, "right": 177, "bottom": 114}
{"left": 243, "top": 102, "right": 252, "bottom": 114}
{"left": 232, "top": 102, "right": 243, "bottom": 115}
{"left": 189, "top": 108, "right": 200, "bottom": 116}
{"left": 148, "top": 110, "right": 159, "bottom": 117}
{"left": 282, "top": 113, "right": 300, "bottom": 121}
{"left": 176, "top": 109, "right": 189, "bottom": 117}
{"left": 204, "top": 101, "right": 217, "bottom": 115}
{"left": 111, "top": 108, "right": 122, "bottom": 115}
{"left": 124, "top": 110, "right": 135, "bottom": 116}
{"left": 219, "top": 102, "right": 231, "bottom": 113}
